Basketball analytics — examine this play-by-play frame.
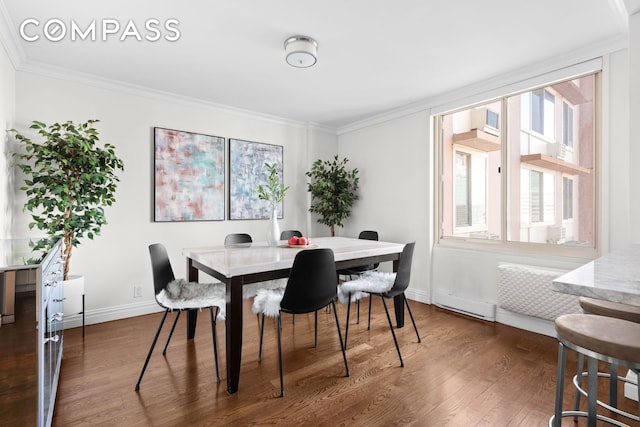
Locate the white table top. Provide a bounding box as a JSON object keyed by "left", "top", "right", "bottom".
{"left": 184, "top": 236, "right": 406, "bottom": 278}
{"left": 552, "top": 245, "right": 640, "bottom": 307}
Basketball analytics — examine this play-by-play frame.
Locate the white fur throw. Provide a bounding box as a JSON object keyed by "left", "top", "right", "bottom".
{"left": 242, "top": 278, "right": 288, "bottom": 299}
{"left": 156, "top": 279, "right": 226, "bottom": 320}
{"left": 251, "top": 288, "right": 285, "bottom": 318}
{"left": 337, "top": 271, "right": 396, "bottom": 304}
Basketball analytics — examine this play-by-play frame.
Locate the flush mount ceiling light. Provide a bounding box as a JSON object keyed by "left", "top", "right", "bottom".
{"left": 284, "top": 35, "right": 318, "bottom": 68}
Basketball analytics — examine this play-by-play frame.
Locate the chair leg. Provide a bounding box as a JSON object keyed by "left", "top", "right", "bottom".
{"left": 163, "top": 310, "right": 181, "bottom": 355}
{"left": 552, "top": 342, "right": 567, "bottom": 427}
{"left": 356, "top": 299, "right": 360, "bottom": 324}
{"left": 573, "top": 353, "right": 585, "bottom": 420}
{"left": 367, "top": 296, "right": 372, "bottom": 330}
{"left": 344, "top": 292, "right": 352, "bottom": 349}
{"left": 587, "top": 356, "right": 598, "bottom": 426}
{"left": 209, "top": 307, "right": 220, "bottom": 383}
{"left": 609, "top": 362, "right": 619, "bottom": 408}
{"left": 314, "top": 310, "right": 318, "bottom": 348}
{"left": 380, "top": 296, "right": 404, "bottom": 367}
{"left": 331, "top": 300, "right": 349, "bottom": 377}
{"left": 135, "top": 309, "right": 169, "bottom": 391}
{"left": 258, "top": 314, "right": 266, "bottom": 362}
{"left": 277, "top": 314, "right": 284, "bottom": 397}
{"left": 403, "top": 294, "right": 421, "bottom": 343}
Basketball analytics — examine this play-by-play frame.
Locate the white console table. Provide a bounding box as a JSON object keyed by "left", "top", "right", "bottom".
{"left": 0, "top": 239, "right": 64, "bottom": 427}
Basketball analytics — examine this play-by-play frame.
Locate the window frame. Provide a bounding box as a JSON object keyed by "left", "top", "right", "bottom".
{"left": 434, "top": 71, "right": 600, "bottom": 259}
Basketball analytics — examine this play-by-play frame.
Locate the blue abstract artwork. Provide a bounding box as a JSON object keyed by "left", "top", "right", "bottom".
{"left": 229, "top": 139, "right": 283, "bottom": 220}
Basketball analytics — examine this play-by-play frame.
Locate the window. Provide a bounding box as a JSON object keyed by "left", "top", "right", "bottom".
{"left": 531, "top": 89, "right": 555, "bottom": 138}
{"left": 530, "top": 170, "right": 544, "bottom": 223}
{"left": 486, "top": 109, "right": 499, "bottom": 130}
{"left": 454, "top": 150, "right": 487, "bottom": 229}
{"left": 436, "top": 72, "right": 597, "bottom": 255}
{"left": 563, "top": 177, "right": 574, "bottom": 220}
{"left": 563, "top": 102, "right": 574, "bottom": 148}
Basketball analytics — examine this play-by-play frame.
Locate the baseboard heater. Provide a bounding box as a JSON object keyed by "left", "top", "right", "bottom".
{"left": 435, "top": 292, "right": 496, "bottom": 321}
{"left": 497, "top": 263, "right": 581, "bottom": 321}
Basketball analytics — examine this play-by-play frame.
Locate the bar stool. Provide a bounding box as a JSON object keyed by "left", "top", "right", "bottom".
{"left": 575, "top": 297, "right": 640, "bottom": 412}
{"left": 579, "top": 297, "right": 640, "bottom": 323}
{"left": 550, "top": 314, "right": 640, "bottom": 426}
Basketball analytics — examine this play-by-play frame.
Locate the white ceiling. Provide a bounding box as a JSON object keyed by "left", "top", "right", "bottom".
{"left": 0, "top": 0, "right": 638, "bottom": 132}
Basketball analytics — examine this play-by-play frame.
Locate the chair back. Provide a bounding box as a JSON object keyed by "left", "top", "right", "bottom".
{"left": 383, "top": 242, "right": 416, "bottom": 298}
{"left": 281, "top": 248, "right": 337, "bottom": 314}
{"left": 359, "top": 230, "right": 379, "bottom": 269}
{"left": 224, "top": 233, "right": 253, "bottom": 245}
{"left": 358, "top": 230, "right": 378, "bottom": 241}
{"left": 280, "top": 229, "right": 302, "bottom": 240}
{"left": 149, "top": 243, "right": 175, "bottom": 296}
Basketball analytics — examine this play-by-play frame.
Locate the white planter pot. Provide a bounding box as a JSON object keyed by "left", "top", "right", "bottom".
{"left": 63, "top": 274, "right": 84, "bottom": 316}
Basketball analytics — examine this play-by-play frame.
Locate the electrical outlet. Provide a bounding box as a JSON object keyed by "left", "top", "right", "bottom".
{"left": 134, "top": 285, "right": 143, "bottom": 298}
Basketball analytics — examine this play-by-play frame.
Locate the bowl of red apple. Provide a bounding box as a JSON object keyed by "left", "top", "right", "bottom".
{"left": 286, "top": 236, "right": 311, "bottom": 247}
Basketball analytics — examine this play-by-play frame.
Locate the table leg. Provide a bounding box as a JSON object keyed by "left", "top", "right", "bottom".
{"left": 226, "top": 276, "right": 243, "bottom": 394}
{"left": 1, "top": 271, "right": 16, "bottom": 325}
{"left": 392, "top": 259, "right": 405, "bottom": 328}
{"left": 186, "top": 259, "right": 198, "bottom": 340}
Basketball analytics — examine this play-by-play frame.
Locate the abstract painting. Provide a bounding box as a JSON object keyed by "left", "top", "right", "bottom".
{"left": 154, "top": 127, "right": 225, "bottom": 221}
{"left": 229, "top": 138, "right": 284, "bottom": 220}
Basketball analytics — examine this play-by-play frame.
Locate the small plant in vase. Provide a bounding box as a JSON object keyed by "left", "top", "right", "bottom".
{"left": 256, "top": 162, "right": 289, "bottom": 246}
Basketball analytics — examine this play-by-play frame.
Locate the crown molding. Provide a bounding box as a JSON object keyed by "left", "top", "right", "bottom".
{"left": 337, "top": 34, "right": 627, "bottom": 135}
{"left": 0, "top": 0, "right": 25, "bottom": 68}
{"left": 0, "top": 6, "right": 338, "bottom": 135}
{"left": 18, "top": 58, "right": 338, "bottom": 133}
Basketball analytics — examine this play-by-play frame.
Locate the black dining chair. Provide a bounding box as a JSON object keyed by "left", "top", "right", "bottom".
{"left": 280, "top": 230, "right": 302, "bottom": 240}
{"left": 337, "top": 230, "right": 379, "bottom": 322}
{"left": 224, "top": 233, "right": 253, "bottom": 246}
{"left": 337, "top": 242, "right": 421, "bottom": 367}
{"left": 135, "top": 243, "right": 225, "bottom": 391}
{"left": 251, "top": 248, "right": 349, "bottom": 397}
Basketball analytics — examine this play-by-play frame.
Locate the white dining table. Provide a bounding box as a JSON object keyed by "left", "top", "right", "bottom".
{"left": 552, "top": 245, "right": 640, "bottom": 307}
{"left": 183, "top": 236, "right": 407, "bottom": 394}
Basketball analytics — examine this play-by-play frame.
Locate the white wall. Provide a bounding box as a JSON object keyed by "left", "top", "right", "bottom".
{"left": 11, "top": 71, "right": 337, "bottom": 324}
{"left": 630, "top": 12, "right": 640, "bottom": 244}
{"left": 0, "top": 41, "right": 15, "bottom": 238}
{"left": 338, "top": 111, "right": 432, "bottom": 303}
{"left": 336, "top": 46, "right": 637, "bottom": 328}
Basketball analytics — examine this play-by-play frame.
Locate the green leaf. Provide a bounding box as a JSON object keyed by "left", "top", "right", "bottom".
{"left": 9, "top": 119, "right": 124, "bottom": 278}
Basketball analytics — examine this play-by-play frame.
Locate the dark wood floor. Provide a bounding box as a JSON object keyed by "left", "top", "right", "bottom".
{"left": 49, "top": 298, "right": 637, "bottom": 426}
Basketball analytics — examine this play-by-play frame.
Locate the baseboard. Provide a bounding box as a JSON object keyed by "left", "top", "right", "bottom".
{"left": 434, "top": 292, "right": 496, "bottom": 321}
{"left": 495, "top": 308, "right": 556, "bottom": 337}
{"left": 63, "top": 288, "right": 431, "bottom": 331}
{"left": 63, "top": 299, "right": 162, "bottom": 330}
{"left": 405, "top": 288, "right": 430, "bottom": 305}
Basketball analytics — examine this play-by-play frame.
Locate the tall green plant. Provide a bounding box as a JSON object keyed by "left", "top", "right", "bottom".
{"left": 306, "top": 155, "right": 359, "bottom": 236}
{"left": 11, "top": 119, "right": 124, "bottom": 280}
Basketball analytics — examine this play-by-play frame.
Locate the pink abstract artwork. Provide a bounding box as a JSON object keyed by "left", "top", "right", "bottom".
{"left": 154, "top": 127, "right": 225, "bottom": 221}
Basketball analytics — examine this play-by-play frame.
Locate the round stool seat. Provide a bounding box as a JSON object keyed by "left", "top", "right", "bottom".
{"left": 555, "top": 314, "right": 640, "bottom": 364}
{"left": 579, "top": 296, "right": 640, "bottom": 324}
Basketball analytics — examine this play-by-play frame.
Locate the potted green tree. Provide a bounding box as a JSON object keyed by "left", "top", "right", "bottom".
{"left": 256, "top": 162, "right": 289, "bottom": 246}
{"left": 306, "top": 155, "right": 359, "bottom": 236}
{"left": 11, "top": 119, "right": 124, "bottom": 318}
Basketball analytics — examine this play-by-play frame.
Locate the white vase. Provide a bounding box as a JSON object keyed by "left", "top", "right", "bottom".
{"left": 267, "top": 207, "right": 280, "bottom": 246}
